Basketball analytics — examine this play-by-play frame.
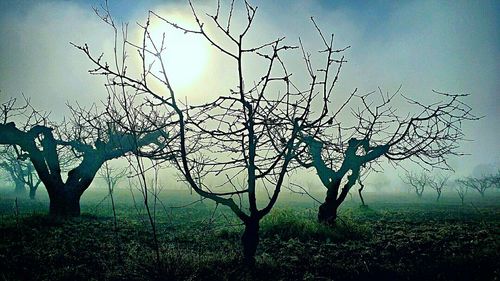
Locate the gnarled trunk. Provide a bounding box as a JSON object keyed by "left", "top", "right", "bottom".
{"left": 318, "top": 183, "right": 341, "bottom": 225}
{"left": 318, "top": 197, "right": 340, "bottom": 225}
{"left": 1, "top": 121, "right": 165, "bottom": 218}
{"left": 49, "top": 188, "right": 82, "bottom": 217}
{"left": 358, "top": 182, "right": 366, "bottom": 206}
{"left": 241, "top": 218, "right": 260, "bottom": 266}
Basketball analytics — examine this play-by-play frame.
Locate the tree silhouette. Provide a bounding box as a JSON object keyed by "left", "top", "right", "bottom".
{"left": 0, "top": 146, "right": 42, "bottom": 199}
{"left": 488, "top": 171, "right": 500, "bottom": 189}
{"left": 297, "top": 79, "right": 477, "bottom": 224}
{"left": 457, "top": 175, "right": 494, "bottom": 198}
{"left": 455, "top": 180, "right": 468, "bottom": 205}
{"left": 0, "top": 147, "right": 27, "bottom": 195}
{"left": 73, "top": 0, "right": 336, "bottom": 264}
{"left": 0, "top": 98, "right": 168, "bottom": 216}
{"left": 429, "top": 174, "right": 450, "bottom": 202}
{"left": 402, "top": 172, "right": 429, "bottom": 199}
{"left": 74, "top": 0, "right": 478, "bottom": 260}
{"left": 292, "top": 23, "right": 477, "bottom": 223}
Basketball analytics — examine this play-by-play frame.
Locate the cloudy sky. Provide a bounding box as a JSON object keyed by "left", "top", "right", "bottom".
{"left": 0, "top": 0, "right": 498, "bottom": 180}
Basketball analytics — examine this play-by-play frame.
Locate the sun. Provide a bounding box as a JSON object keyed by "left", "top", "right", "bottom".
{"left": 147, "top": 13, "right": 209, "bottom": 90}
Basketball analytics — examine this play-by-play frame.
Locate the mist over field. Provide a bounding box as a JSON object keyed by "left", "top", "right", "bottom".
{"left": 0, "top": 1, "right": 499, "bottom": 280}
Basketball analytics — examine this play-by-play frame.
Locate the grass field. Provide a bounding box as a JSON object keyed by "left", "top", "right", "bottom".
{"left": 0, "top": 187, "right": 499, "bottom": 281}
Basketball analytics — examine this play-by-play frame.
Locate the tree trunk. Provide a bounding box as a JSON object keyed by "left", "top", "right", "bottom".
{"left": 241, "top": 218, "right": 260, "bottom": 266}
{"left": 49, "top": 188, "right": 82, "bottom": 217}
{"left": 29, "top": 187, "right": 37, "bottom": 200}
{"left": 318, "top": 201, "right": 340, "bottom": 225}
{"left": 358, "top": 185, "right": 366, "bottom": 206}
{"left": 416, "top": 190, "right": 423, "bottom": 199}
{"left": 318, "top": 186, "right": 340, "bottom": 225}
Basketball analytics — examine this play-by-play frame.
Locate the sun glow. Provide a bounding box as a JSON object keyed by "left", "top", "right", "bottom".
{"left": 147, "top": 13, "right": 209, "bottom": 90}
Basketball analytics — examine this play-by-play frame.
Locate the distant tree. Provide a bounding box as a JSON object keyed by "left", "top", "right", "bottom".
{"left": 0, "top": 162, "right": 26, "bottom": 195}
{"left": 0, "top": 98, "right": 168, "bottom": 216}
{"left": 455, "top": 180, "right": 468, "bottom": 205}
{"left": 0, "top": 149, "right": 27, "bottom": 195}
{"left": 486, "top": 171, "right": 500, "bottom": 189}
{"left": 0, "top": 147, "right": 42, "bottom": 199}
{"left": 0, "top": 99, "right": 29, "bottom": 195}
{"left": 457, "top": 175, "right": 494, "bottom": 198}
{"left": 429, "top": 174, "right": 450, "bottom": 201}
{"left": 401, "top": 172, "right": 429, "bottom": 199}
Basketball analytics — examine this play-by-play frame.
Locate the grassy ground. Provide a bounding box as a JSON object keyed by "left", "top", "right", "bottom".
{"left": 0, "top": 188, "right": 499, "bottom": 281}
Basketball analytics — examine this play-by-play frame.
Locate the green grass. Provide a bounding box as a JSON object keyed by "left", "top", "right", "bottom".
{"left": 260, "top": 208, "right": 371, "bottom": 242}
{"left": 0, "top": 187, "right": 499, "bottom": 281}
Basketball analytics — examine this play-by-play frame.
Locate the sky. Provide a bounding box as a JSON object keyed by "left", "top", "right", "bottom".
{"left": 0, "top": 0, "right": 499, "bottom": 188}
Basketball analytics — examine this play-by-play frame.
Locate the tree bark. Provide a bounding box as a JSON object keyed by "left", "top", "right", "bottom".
{"left": 29, "top": 187, "right": 37, "bottom": 200}
{"left": 241, "top": 218, "right": 260, "bottom": 266}
{"left": 358, "top": 183, "right": 366, "bottom": 206}
{"left": 48, "top": 188, "right": 82, "bottom": 217}
{"left": 318, "top": 200, "right": 340, "bottom": 225}
{"left": 318, "top": 183, "right": 341, "bottom": 225}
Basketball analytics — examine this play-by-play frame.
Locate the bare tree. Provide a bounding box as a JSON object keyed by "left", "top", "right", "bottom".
{"left": 0, "top": 146, "right": 43, "bottom": 199}
{"left": 99, "top": 162, "right": 126, "bottom": 229}
{"left": 456, "top": 175, "right": 494, "bottom": 198}
{"left": 486, "top": 171, "right": 500, "bottom": 189}
{"left": 73, "top": 0, "right": 335, "bottom": 264}
{"left": 24, "top": 162, "right": 42, "bottom": 199}
{"left": 429, "top": 174, "right": 450, "bottom": 201}
{"left": 0, "top": 98, "right": 31, "bottom": 195}
{"left": 75, "top": 0, "right": 477, "bottom": 261}
{"left": 455, "top": 180, "right": 468, "bottom": 205}
{"left": 0, "top": 98, "right": 168, "bottom": 216}
{"left": 401, "top": 172, "right": 429, "bottom": 199}
{"left": 0, "top": 147, "right": 28, "bottom": 195}
{"left": 294, "top": 26, "right": 477, "bottom": 224}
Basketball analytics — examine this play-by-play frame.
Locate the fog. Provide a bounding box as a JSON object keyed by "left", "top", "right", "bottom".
{"left": 0, "top": 0, "right": 498, "bottom": 192}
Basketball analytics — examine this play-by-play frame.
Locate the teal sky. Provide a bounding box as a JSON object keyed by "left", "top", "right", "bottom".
{"left": 0, "top": 0, "right": 498, "bottom": 181}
